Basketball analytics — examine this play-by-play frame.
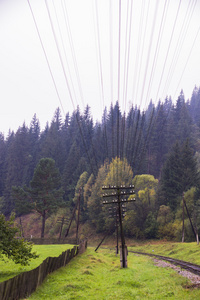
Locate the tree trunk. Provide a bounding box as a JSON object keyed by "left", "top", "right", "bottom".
{"left": 41, "top": 211, "right": 46, "bottom": 238}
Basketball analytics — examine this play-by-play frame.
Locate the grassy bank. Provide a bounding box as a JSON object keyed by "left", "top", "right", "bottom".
{"left": 0, "top": 244, "right": 73, "bottom": 282}
{"left": 128, "top": 240, "right": 200, "bottom": 264}
{"left": 27, "top": 246, "right": 200, "bottom": 300}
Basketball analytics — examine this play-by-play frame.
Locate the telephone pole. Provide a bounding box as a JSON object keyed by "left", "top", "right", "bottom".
{"left": 102, "top": 185, "right": 135, "bottom": 268}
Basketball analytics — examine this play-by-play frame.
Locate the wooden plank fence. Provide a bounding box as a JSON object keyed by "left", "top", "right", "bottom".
{"left": 0, "top": 240, "right": 87, "bottom": 300}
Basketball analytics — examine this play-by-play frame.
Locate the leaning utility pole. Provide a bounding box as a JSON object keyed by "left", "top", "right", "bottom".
{"left": 102, "top": 185, "right": 135, "bottom": 268}
{"left": 56, "top": 216, "right": 69, "bottom": 241}
{"left": 65, "top": 187, "right": 82, "bottom": 244}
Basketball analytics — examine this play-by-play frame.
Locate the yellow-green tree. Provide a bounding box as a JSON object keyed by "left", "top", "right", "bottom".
{"left": 124, "top": 174, "right": 159, "bottom": 238}
{"left": 104, "top": 157, "right": 133, "bottom": 187}
{"left": 88, "top": 158, "right": 133, "bottom": 232}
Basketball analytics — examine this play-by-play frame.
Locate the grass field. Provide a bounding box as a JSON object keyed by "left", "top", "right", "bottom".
{"left": 129, "top": 240, "right": 200, "bottom": 264}
{"left": 0, "top": 244, "right": 73, "bottom": 282}
{"left": 26, "top": 243, "right": 200, "bottom": 300}
{"left": 1, "top": 241, "right": 200, "bottom": 299}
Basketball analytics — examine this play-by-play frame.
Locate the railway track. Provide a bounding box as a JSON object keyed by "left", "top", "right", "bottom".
{"left": 129, "top": 250, "right": 200, "bottom": 276}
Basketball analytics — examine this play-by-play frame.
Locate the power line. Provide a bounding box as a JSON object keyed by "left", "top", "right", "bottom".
{"left": 173, "top": 24, "right": 200, "bottom": 99}
{"left": 44, "top": 0, "right": 77, "bottom": 110}
{"left": 162, "top": 0, "right": 197, "bottom": 99}
{"left": 144, "top": 0, "right": 170, "bottom": 108}
{"left": 61, "top": 0, "right": 85, "bottom": 108}
{"left": 26, "top": 0, "right": 65, "bottom": 115}
{"left": 155, "top": 0, "right": 182, "bottom": 104}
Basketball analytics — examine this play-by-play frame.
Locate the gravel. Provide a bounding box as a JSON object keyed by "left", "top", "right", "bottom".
{"left": 154, "top": 259, "right": 200, "bottom": 287}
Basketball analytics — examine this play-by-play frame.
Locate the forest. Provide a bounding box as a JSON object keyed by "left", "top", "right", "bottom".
{"left": 0, "top": 86, "right": 200, "bottom": 241}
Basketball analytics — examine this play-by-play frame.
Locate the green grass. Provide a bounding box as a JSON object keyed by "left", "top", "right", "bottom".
{"left": 0, "top": 244, "right": 73, "bottom": 282}
{"left": 27, "top": 247, "right": 200, "bottom": 300}
{"left": 129, "top": 241, "right": 200, "bottom": 264}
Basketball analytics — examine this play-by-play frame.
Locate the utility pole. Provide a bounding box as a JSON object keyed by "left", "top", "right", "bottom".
{"left": 56, "top": 216, "right": 69, "bottom": 241}
{"left": 65, "top": 187, "right": 82, "bottom": 245}
{"left": 182, "top": 193, "right": 199, "bottom": 245}
{"left": 76, "top": 188, "right": 81, "bottom": 245}
{"left": 182, "top": 193, "right": 185, "bottom": 243}
{"left": 102, "top": 185, "right": 135, "bottom": 268}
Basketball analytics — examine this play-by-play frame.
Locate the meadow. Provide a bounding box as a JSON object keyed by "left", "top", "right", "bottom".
{"left": 129, "top": 240, "right": 200, "bottom": 264}
{"left": 26, "top": 242, "right": 200, "bottom": 300}
{"left": 0, "top": 244, "right": 73, "bottom": 282}
{"left": 1, "top": 242, "right": 200, "bottom": 299}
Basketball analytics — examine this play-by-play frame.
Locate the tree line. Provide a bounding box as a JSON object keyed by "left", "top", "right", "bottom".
{"left": 0, "top": 86, "right": 200, "bottom": 240}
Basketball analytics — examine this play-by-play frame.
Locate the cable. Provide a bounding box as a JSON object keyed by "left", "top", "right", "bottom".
{"left": 155, "top": 0, "right": 182, "bottom": 104}
{"left": 44, "top": 0, "right": 76, "bottom": 110}
{"left": 61, "top": 0, "right": 85, "bottom": 108}
{"left": 144, "top": 0, "right": 170, "bottom": 108}
{"left": 26, "top": 0, "right": 65, "bottom": 115}
{"left": 134, "top": 0, "right": 151, "bottom": 108}
{"left": 132, "top": 0, "right": 145, "bottom": 105}
{"left": 109, "top": 0, "right": 114, "bottom": 103}
{"left": 139, "top": 0, "right": 159, "bottom": 108}
{"left": 162, "top": 0, "right": 197, "bottom": 99}
{"left": 173, "top": 24, "right": 200, "bottom": 99}
{"left": 51, "top": 0, "right": 78, "bottom": 108}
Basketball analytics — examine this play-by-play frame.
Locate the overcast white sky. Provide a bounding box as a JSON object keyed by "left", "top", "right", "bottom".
{"left": 0, "top": 0, "right": 200, "bottom": 135}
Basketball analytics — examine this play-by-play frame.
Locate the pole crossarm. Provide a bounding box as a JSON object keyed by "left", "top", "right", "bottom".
{"left": 103, "top": 198, "right": 135, "bottom": 204}
{"left": 102, "top": 185, "right": 134, "bottom": 189}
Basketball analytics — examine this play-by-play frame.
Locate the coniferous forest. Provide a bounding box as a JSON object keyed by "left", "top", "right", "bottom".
{"left": 1, "top": 86, "right": 200, "bottom": 241}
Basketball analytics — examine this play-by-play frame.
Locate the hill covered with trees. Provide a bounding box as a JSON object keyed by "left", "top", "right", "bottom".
{"left": 0, "top": 86, "right": 200, "bottom": 241}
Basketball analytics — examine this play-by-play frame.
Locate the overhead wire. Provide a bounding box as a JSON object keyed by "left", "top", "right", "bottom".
{"left": 109, "top": 0, "right": 114, "bottom": 104}
{"left": 134, "top": 0, "right": 151, "bottom": 108}
{"left": 144, "top": 0, "right": 170, "bottom": 108}
{"left": 61, "top": 0, "right": 85, "bottom": 108}
{"left": 132, "top": 0, "right": 145, "bottom": 105}
{"left": 44, "top": 0, "right": 76, "bottom": 110}
{"left": 173, "top": 24, "right": 200, "bottom": 99}
{"left": 155, "top": 0, "right": 182, "bottom": 104}
{"left": 51, "top": 0, "right": 78, "bottom": 107}
{"left": 162, "top": 0, "right": 197, "bottom": 99}
{"left": 139, "top": 0, "right": 159, "bottom": 109}
{"left": 26, "top": 0, "right": 65, "bottom": 115}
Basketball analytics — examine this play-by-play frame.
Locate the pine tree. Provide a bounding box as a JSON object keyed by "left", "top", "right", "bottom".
{"left": 12, "top": 158, "right": 63, "bottom": 238}
{"left": 160, "top": 142, "right": 183, "bottom": 210}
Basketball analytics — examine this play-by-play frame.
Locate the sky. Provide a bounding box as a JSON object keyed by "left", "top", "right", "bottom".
{"left": 0, "top": 0, "right": 200, "bottom": 135}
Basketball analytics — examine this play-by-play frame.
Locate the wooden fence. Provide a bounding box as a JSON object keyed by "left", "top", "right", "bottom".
{"left": 0, "top": 240, "right": 87, "bottom": 300}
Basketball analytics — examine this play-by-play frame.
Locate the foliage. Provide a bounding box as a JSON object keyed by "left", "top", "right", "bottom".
{"left": 0, "top": 213, "right": 38, "bottom": 266}
{"left": 160, "top": 140, "right": 199, "bottom": 210}
{"left": 12, "top": 158, "right": 64, "bottom": 238}
{"left": 88, "top": 158, "right": 134, "bottom": 233}
{"left": 124, "top": 174, "right": 158, "bottom": 239}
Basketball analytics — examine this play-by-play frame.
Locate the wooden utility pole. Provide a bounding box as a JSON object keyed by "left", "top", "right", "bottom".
{"left": 182, "top": 193, "right": 199, "bottom": 244}
{"left": 76, "top": 188, "right": 81, "bottom": 245}
{"left": 182, "top": 193, "right": 185, "bottom": 243}
{"left": 56, "top": 216, "right": 68, "bottom": 241}
{"left": 65, "top": 187, "right": 82, "bottom": 245}
{"left": 102, "top": 185, "right": 135, "bottom": 268}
